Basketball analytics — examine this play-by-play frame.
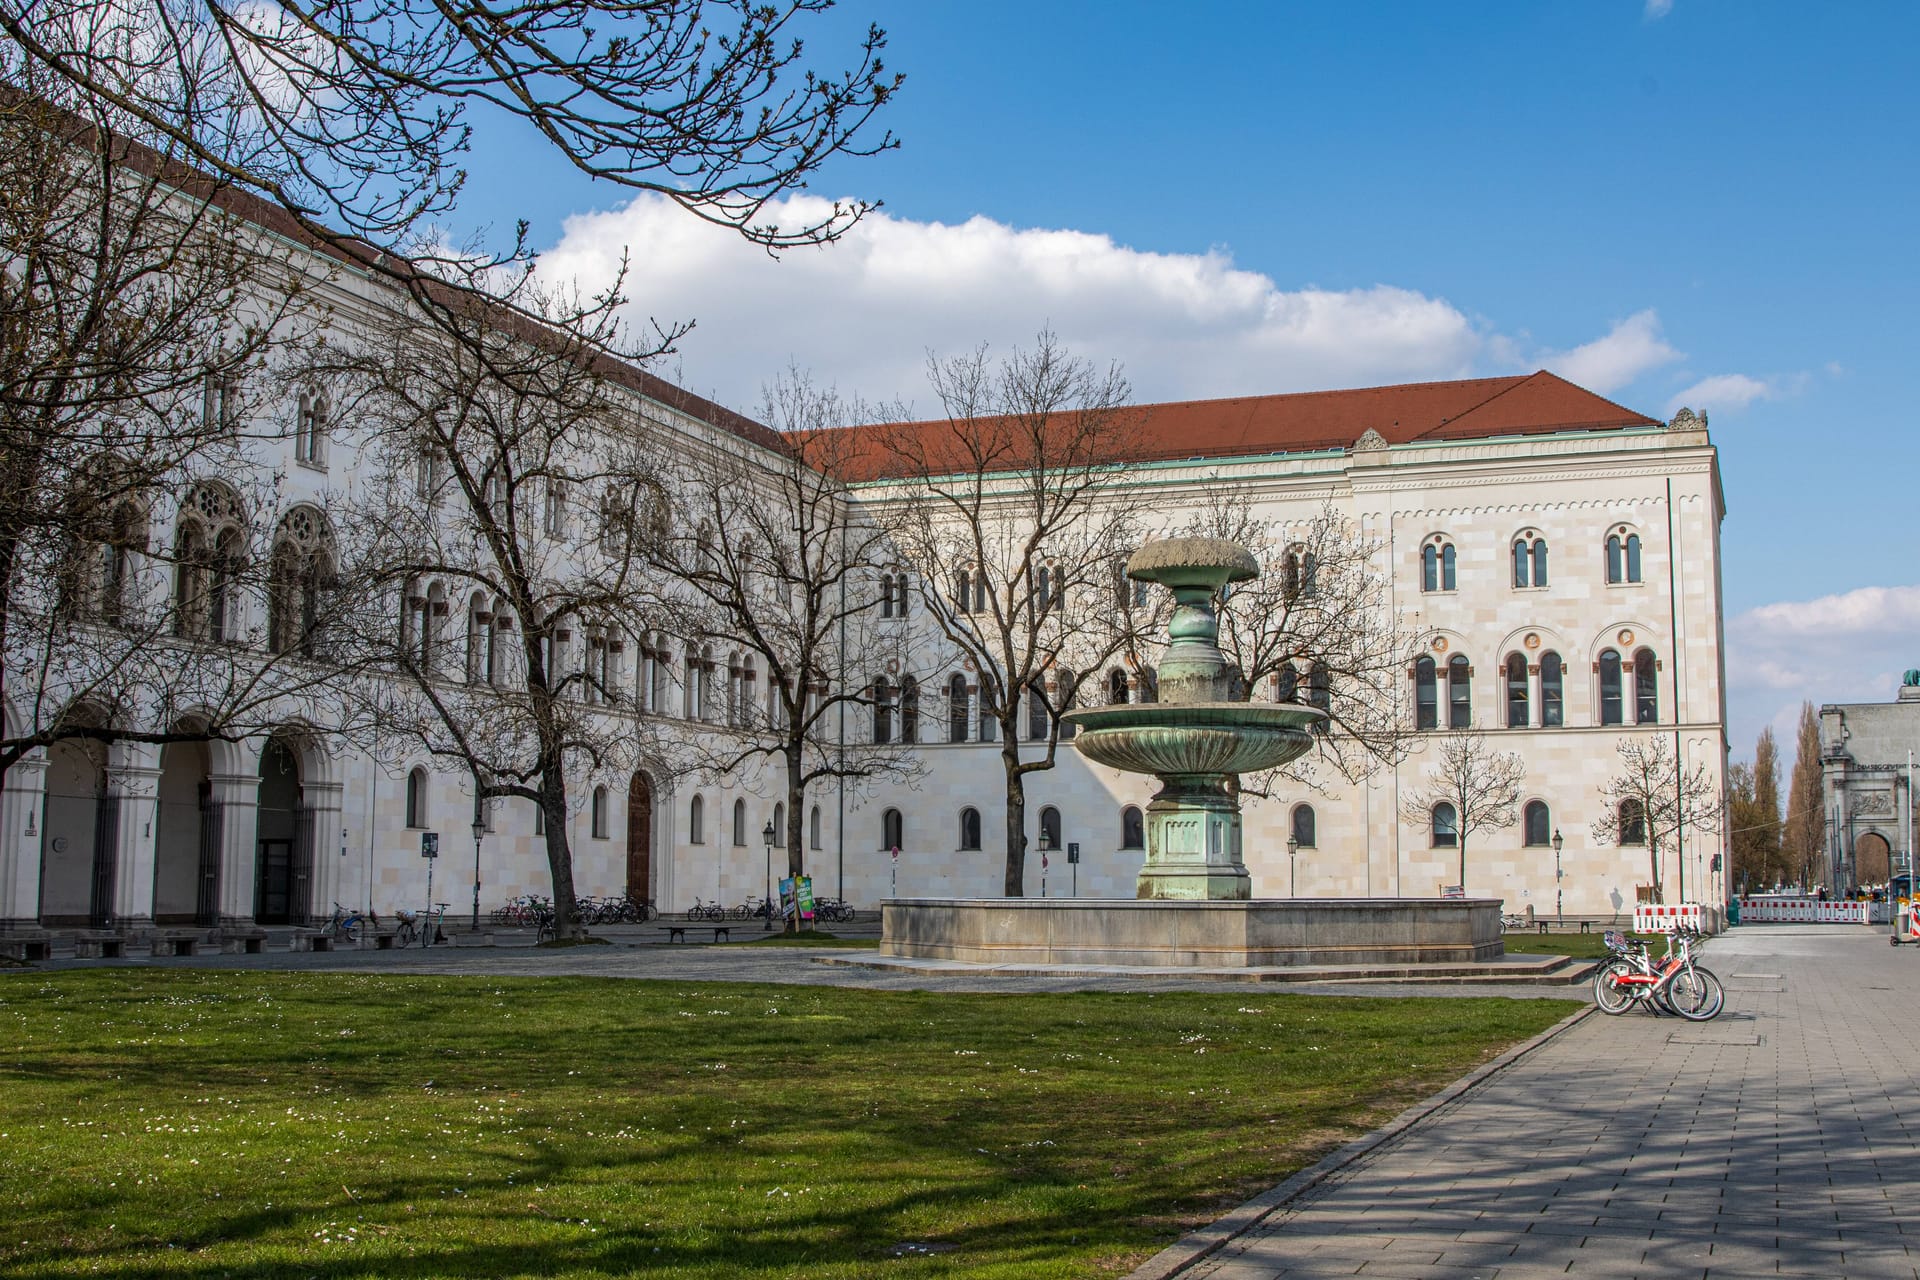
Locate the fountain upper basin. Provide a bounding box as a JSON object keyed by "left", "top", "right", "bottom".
{"left": 1064, "top": 702, "right": 1324, "bottom": 777}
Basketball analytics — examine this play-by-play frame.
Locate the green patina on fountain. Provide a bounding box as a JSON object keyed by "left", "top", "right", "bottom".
{"left": 1064, "top": 537, "right": 1324, "bottom": 900}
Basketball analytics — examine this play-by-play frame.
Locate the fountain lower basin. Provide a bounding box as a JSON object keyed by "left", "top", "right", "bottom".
{"left": 881, "top": 897, "right": 1503, "bottom": 967}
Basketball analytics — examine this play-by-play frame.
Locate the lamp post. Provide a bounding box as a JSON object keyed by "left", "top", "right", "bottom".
{"left": 468, "top": 821, "right": 483, "bottom": 932}
{"left": 1286, "top": 834, "right": 1298, "bottom": 897}
{"left": 1552, "top": 826, "right": 1564, "bottom": 925}
{"left": 1038, "top": 828, "right": 1052, "bottom": 898}
{"left": 762, "top": 820, "right": 776, "bottom": 931}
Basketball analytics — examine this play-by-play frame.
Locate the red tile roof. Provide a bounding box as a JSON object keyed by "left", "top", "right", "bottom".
{"left": 835, "top": 371, "right": 1661, "bottom": 481}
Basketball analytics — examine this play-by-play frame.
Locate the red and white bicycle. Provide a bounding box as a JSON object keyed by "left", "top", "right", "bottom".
{"left": 1593, "top": 927, "right": 1724, "bottom": 1021}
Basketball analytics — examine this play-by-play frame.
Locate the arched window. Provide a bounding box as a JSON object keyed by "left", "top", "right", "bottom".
{"left": 405, "top": 768, "right": 427, "bottom": 828}
{"left": 1618, "top": 799, "right": 1647, "bottom": 845}
{"left": 899, "top": 675, "right": 920, "bottom": 744}
{"left": 1431, "top": 802, "right": 1459, "bottom": 848}
{"left": 1607, "top": 529, "right": 1644, "bottom": 584}
{"left": 894, "top": 572, "right": 911, "bottom": 617}
{"left": 267, "top": 506, "right": 333, "bottom": 657}
{"left": 1121, "top": 805, "right": 1145, "bottom": 850}
{"left": 1283, "top": 547, "right": 1316, "bottom": 600}
{"left": 1598, "top": 649, "right": 1624, "bottom": 726}
{"left": 465, "top": 592, "right": 489, "bottom": 684}
{"left": 1513, "top": 534, "right": 1548, "bottom": 588}
{"left": 591, "top": 785, "right": 609, "bottom": 839}
{"left": 1291, "top": 804, "right": 1317, "bottom": 848}
{"left": 1524, "top": 800, "right": 1551, "bottom": 847}
{"left": 1308, "top": 660, "right": 1331, "bottom": 713}
{"left": 1276, "top": 664, "right": 1299, "bottom": 703}
{"left": 954, "top": 567, "right": 971, "bottom": 613}
{"left": 689, "top": 794, "right": 705, "bottom": 844}
{"left": 1055, "top": 668, "right": 1077, "bottom": 741}
{"left": 771, "top": 803, "right": 785, "bottom": 847}
{"left": 174, "top": 484, "right": 245, "bottom": 643}
{"left": 1422, "top": 538, "right": 1456, "bottom": 592}
{"left": 1505, "top": 653, "right": 1529, "bottom": 728}
{"left": 295, "top": 390, "right": 327, "bottom": 466}
{"left": 1026, "top": 682, "right": 1049, "bottom": 742}
{"left": 959, "top": 807, "right": 982, "bottom": 851}
{"left": 732, "top": 797, "right": 746, "bottom": 847}
{"left": 651, "top": 638, "right": 671, "bottom": 712}
{"left": 871, "top": 676, "right": 893, "bottom": 744}
{"left": 699, "top": 646, "right": 715, "bottom": 722}
{"left": 948, "top": 674, "right": 969, "bottom": 743}
{"left": 882, "top": 808, "right": 903, "bottom": 851}
{"left": 1039, "top": 805, "right": 1062, "bottom": 852}
{"left": 809, "top": 805, "right": 822, "bottom": 851}
{"left": 1447, "top": 654, "right": 1472, "bottom": 728}
{"left": 1634, "top": 649, "right": 1659, "bottom": 724}
{"left": 879, "top": 571, "right": 895, "bottom": 618}
{"left": 1414, "top": 656, "right": 1438, "bottom": 730}
{"left": 1108, "top": 668, "right": 1130, "bottom": 705}
{"left": 1540, "top": 651, "right": 1564, "bottom": 727}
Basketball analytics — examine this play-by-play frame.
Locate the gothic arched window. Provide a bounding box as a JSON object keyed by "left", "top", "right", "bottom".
{"left": 1505, "top": 653, "right": 1529, "bottom": 728}
{"left": 1540, "top": 651, "right": 1564, "bottom": 727}
{"left": 1598, "top": 649, "right": 1624, "bottom": 726}
{"left": 1414, "top": 656, "right": 1437, "bottom": 730}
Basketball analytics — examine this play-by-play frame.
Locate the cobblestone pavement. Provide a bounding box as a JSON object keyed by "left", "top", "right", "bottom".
{"left": 1143, "top": 924, "right": 1920, "bottom": 1280}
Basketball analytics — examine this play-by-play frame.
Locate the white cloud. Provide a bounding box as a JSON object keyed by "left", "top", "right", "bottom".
{"left": 1539, "top": 310, "right": 1681, "bottom": 394}
{"left": 1726, "top": 585, "right": 1920, "bottom": 755}
{"left": 1665, "top": 373, "right": 1774, "bottom": 417}
{"left": 541, "top": 195, "right": 1506, "bottom": 413}
{"left": 1644, "top": 0, "right": 1673, "bottom": 19}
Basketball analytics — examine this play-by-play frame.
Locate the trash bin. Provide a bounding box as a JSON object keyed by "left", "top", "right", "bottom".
{"left": 1726, "top": 898, "right": 1740, "bottom": 926}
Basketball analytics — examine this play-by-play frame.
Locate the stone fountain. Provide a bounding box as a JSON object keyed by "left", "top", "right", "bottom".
{"left": 877, "top": 537, "right": 1501, "bottom": 970}
{"left": 1067, "top": 538, "right": 1322, "bottom": 900}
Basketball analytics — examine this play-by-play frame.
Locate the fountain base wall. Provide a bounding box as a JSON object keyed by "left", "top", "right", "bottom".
{"left": 881, "top": 897, "right": 1502, "bottom": 967}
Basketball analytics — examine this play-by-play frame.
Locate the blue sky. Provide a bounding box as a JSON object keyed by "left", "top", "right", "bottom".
{"left": 451, "top": 2, "right": 1918, "bottom": 758}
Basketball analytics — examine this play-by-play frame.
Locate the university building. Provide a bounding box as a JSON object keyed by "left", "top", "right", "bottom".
{"left": 0, "top": 214, "right": 1731, "bottom": 941}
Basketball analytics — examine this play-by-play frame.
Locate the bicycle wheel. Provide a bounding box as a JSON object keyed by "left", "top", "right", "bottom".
{"left": 1593, "top": 959, "right": 1637, "bottom": 1014}
{"left": 1670, "top": 966, "right": 1725, "bottom": 1021}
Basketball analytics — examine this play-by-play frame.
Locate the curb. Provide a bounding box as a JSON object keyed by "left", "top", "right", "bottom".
{"left": 1120, "top": 1002, "right": 1597, "bottom": 1280}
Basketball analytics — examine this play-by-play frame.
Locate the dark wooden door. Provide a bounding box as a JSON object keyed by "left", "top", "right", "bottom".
{"left": 626, "top": 773, "right": 652, "bottom": 904}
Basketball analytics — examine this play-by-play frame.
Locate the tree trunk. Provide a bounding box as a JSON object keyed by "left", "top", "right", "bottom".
{"left": 1002, "top": 737, "right": 1026, "bottom": 897}
{"left": 785, "top": 745, "right": 806, "bottom": 933}
{"left": 1458, "top": 834, "right": 1467, "bottom": 894}
{"left": 539, "top": 767, "right": 582, "bottom": 937}
{"left": 1648, "top": 826, "right": 1663, "bottom": 905}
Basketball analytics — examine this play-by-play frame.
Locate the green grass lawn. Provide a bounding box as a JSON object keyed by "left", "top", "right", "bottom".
{"left": 1501, "top": 930, "right": 1649, "bottom": 960}
{"left": 0, "top": 972, "right": 1574, "bottom": 1279}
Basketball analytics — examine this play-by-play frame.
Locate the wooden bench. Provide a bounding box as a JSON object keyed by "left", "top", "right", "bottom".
{"left": 664, "top": 924, "right": 731, "bottom": 944}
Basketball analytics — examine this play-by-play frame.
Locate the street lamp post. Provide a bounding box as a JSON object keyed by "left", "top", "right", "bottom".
{"left": 762, "top": 820, "right": 776, "bottom": 932}
{"left": 470, "top": 817, "right": 486, "bottom": 932}
{"left": 1286, "top": 834, "right": 1298, "bottom": 897}
{"left": 1552, "top": 826, "right": 1564, "bottom": 925}
{"left": 1038, "top": 829, "right": 1052, "bottom": 899}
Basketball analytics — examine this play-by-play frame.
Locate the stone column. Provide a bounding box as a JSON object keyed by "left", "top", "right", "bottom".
{"left": 210, "top": 771, "right": 260, "bottom": 927}
{"left": 0, "top": 755, "right": 48, "bottom": 930}
{"left": 107, "top": 745, "right": 164, "bottom": 931}
{"left": 304, "top": 780, "right": 346, "bottom": 920}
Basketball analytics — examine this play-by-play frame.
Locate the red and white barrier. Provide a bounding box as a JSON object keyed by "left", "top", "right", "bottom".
{"left": 1633, "top": 902, "right": 1706, "bottom": 932}
{"left": 1735, "top": 897, "right": 1869, "bottom": 924}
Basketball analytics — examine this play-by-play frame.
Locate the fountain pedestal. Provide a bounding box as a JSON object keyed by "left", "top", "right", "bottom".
{"left": 1142, "top": 776, "right": 1248, "bottom": 899}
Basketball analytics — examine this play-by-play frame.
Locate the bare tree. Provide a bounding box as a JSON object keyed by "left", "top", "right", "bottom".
{"left": 0, "top": 70, "right": 332, "bottom": 779}
{"left": 318, "top": 267, "right": 676, "bottom": 939}
{"left": 1728, "top": 727, "right": 1787, "bottom": 893}
{"left": 1177, "top": 492, "right": 1421, "bottom": 796}
{"left": 646, "top": 369, "right": 917, "bottom": 912}
{"left": 1783, "top": 701, "right": 1825, "bottom": 887}
{"left": 1591, "top": 735, "right": 1722, "bottom": 904}
{"left": 1398, "top": 728, "right": 1524, "bottom": 893}
{"left": 876, "top": 333, "right": 1145, "bottom": 896}
{"left": 1, "top": 0, "right": 903, "bottom": 268}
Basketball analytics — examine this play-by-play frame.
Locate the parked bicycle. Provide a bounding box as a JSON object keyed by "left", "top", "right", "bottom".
{"left": 812, "top": 897, "right": 857, "bottom": 923}
{"left": 1593, "top": 927, "right": 1723, "bottom": 1021}
{"left": 326, "top": 902, "right": 372, "bottom": 945}
{"left": 686, "top": 897, "right": 726, "bottom": 922}
{"left": 392, "top": 903, "right": 450, "bottom": 948}
{"left": 733, "top": 895, "right": 773, "bottom": 921}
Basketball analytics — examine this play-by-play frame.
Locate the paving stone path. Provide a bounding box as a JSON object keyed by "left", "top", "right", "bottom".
{"left": 1148, "top": 924, "right": 1920, "bottom": 1280}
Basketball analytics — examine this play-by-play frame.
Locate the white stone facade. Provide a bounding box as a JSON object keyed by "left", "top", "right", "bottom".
{"left": 0, "top": 252, "right": 1731, "bottom": 935}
